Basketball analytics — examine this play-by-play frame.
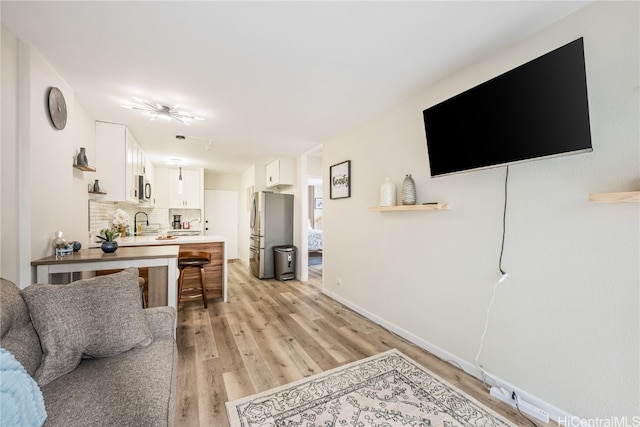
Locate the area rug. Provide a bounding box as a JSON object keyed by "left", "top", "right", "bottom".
{"left": 226, "top": 348, "right": 514, "bottom": 427}
{"left": 308, "top": 256, "right": 322, "bottom": 266}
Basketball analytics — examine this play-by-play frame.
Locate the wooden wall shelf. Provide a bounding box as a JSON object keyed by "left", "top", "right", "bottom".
{"left": 368, "top": 203, "right": 449, "bottom": 212}
{"left": 88, "top": 191, "right": 107, "bottom": 195}
{"left": 589, "top": 191, "right": 640, "bottom": 203}
{"left": 73, "top": 164, "right": 96, "bottom": 172}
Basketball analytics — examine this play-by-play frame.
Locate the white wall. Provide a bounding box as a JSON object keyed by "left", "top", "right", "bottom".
{"left": 1, "top": 25, "right": 20, "bottom": 282}
{"left": 323, "top": 1, "right": 638, "bottom": 419}
{"left": 1, "top": 25, "right": 96, "bottom": 286}
{"left": 204, "top": 173, "right": 240, "bottom": 192}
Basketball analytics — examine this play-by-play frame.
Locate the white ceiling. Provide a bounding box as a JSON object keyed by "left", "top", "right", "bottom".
{"left": 2, "top": 1, "right": 589, "bottom": 174}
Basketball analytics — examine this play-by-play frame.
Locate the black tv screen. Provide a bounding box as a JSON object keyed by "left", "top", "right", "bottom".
{"left": 423, "top": 38, "right": 592, "bottom": 177}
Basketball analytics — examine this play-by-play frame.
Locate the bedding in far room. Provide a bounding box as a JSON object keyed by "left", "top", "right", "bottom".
{"left": 308, "top": 228, "right": 323, "bottom": 251}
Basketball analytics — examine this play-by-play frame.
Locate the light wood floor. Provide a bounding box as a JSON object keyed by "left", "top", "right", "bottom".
{"left": 175, "top": 261, "right": 538, "bottom": 426}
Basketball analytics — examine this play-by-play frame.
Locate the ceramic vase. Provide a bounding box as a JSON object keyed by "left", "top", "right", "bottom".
{"left": 379, "top": 177, "right": 396, "bottom": 207}
{"left": 76, "top": 147, "right": 88, "bottom": 166}
{"left": 101, "top": 241, "right": 118, "bottom": 253}
{"left": 93, "top": 179, "right": 100, "bottom": 193}
{"left": 401, "top": 174, "right": 416, "bottom": 205}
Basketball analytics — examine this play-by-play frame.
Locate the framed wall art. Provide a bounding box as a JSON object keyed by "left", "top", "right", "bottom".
{"left": 330, "top": 160, "right": 351, "bottom": 199}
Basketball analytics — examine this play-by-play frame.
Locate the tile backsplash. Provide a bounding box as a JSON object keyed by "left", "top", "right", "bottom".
{"left": 89, "top": 201, "right": 202, "bottom": 237}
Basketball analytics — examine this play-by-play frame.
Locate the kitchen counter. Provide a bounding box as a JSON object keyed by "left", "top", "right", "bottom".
{"left": 90, "top": 234, "right": 225, "bottom": 248}
{"left": 90, "top": 234, "right": 228, "bottom": 302}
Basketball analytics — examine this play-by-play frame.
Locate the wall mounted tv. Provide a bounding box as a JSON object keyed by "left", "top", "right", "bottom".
{"left": 423, "top": 38, "right": 592, "bottom": 177}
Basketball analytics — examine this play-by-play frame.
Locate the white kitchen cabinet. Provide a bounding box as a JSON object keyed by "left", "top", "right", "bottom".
{"left": 137, "top": 146, "right": 146, "bottom": 176}
{"left": 95, "top": 121, "right": 139, "bottom": 203}
{"left": 169, "top": 168, "right": 203, "bottom": 208}
{"left": 266, "top": 159, "right": 294, "bottom": 188}
{"left": 153, "top": 167, "right": 169, "bottom": 208}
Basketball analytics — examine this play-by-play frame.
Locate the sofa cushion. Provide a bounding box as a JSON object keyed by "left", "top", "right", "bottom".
{"left": 22, "top": 268, "right": 153, "bottom": 386}
{"left": 41, "top": 337, "right": 176, "bottom": 427}
{"left": 0, "top": 278, "right": 42, "bottom": 377}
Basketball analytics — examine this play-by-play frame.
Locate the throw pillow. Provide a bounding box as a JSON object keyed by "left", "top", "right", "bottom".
{"left": 22, "top": 268, "right": 153, "bottom": 386}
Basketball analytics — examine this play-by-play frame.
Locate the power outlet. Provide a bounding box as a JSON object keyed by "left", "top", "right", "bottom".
{"left": 489, "top": 387, "right": 549, "bottom": 423}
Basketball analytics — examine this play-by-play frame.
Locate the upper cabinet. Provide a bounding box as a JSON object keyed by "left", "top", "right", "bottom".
{"left": 154, "top": 167, "right": 169, "bottom": 208}
{"left": 168, "top": 168, "right": 203, "bottom": 209}
{"left": 266, "top": 159, "right": 294, "bottom": 188}
{"left": 95, "top": 121, "right": 139, "bottom": 203}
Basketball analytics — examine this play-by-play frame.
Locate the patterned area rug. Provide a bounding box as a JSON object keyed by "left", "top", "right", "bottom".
{"left": 226, "top": 349, "right": 515, "bottom": 427}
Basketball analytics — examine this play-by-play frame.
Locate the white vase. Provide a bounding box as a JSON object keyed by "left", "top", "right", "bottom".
{"left": 379, "top": 177, "right": 396, "bottom": 207}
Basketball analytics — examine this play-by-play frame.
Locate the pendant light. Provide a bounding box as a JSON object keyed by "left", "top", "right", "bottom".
{"left": 178, "top": 167, "right": 184, "bottom": 194}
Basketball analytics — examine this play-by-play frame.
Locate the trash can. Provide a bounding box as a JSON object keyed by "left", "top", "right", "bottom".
{"left": 273, "top": 245, "right": 297, "bottom": 281}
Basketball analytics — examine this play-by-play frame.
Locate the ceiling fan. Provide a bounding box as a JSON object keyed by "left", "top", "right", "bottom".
{"left": 121, "top": 97, "right": 204, "bottom": 125}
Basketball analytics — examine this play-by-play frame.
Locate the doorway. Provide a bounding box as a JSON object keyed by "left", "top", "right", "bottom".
{"left": 304, "top": 147, "right": 323, "bottom": 287}
{"left": 204, "top": 190, "right": 238, "bottom": 261}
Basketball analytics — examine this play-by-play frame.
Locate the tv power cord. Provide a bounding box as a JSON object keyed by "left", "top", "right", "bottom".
{"left": 475, "top": 166, "right": 510, "bottom": 386}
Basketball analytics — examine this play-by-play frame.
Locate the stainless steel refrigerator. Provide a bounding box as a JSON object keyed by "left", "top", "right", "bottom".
{"left": 250, "top": 191, "right": 294, "bottom": 279}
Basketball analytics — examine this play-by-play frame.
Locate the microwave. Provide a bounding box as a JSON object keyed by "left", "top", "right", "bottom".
{"left": 138, "top": 175, "right": 152, "bottom": 201}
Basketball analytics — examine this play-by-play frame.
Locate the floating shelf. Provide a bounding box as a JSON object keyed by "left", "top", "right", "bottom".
{"left": 589, "top": 191, "right": 640, "bottom": 203}
{"left": 368, "top": 203, "right": 450, "bottom": 212}
{"left": 88, "top": 191, "right": 107, "bottom": 195}
{"left": 73, "top": 164, "right": 96, "bottom": 172}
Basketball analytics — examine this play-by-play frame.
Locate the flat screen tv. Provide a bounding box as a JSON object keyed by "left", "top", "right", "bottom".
{"left": 423, "top": 38, "right": 592, "bottom": 177}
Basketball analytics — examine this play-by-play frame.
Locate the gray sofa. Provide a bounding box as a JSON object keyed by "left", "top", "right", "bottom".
{"left": 0, "top": 268, "right": 177, "bottom": 427}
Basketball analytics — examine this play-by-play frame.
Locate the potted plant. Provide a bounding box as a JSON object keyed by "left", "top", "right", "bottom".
{"left": 98, "top": 228, "right": 120, "bottom": 253}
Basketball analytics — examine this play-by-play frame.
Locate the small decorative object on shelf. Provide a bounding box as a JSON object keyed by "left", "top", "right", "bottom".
{"left": 401, "top": 174, "right": 416, "bottom": 205}
{"left": 93, "top": 179, "right": 101, "bottom": 193}
{"left": 379, "top": 177, "right": 396, "bottom": 207}
{"left": 98, "top": 229, "right": 120, "bottom": 253}
{"left": 76, "top": 147, "right": 88, "bottom": 167}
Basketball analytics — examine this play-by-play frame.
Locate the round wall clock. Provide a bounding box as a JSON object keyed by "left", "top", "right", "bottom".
{"left": 47, "top": 87, "right": 67, "bottom": 130}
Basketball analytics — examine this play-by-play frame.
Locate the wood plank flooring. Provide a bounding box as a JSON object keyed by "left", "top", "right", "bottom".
{"left": 176, "top": 261, "right": 541, "bottom": 427}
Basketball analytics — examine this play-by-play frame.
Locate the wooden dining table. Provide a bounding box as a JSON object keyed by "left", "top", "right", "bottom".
{"left": 31, "top": 245, "right": 180, "bottom": 309}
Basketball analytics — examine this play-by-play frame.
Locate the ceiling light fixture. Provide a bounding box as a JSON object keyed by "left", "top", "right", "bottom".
{"left": 121, "top": 97, "right": 204, "bottom": 125}
{"left": 178, "top": 167, "right": 184, "bottom": 195}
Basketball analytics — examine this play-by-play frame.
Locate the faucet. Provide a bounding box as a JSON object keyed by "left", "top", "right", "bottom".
{"left": 134, "top": 212, "right": 149, "bottom": 236}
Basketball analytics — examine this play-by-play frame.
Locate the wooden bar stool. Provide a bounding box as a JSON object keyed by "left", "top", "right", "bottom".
{"left": 177, "top": 251, "right": 210, "bottom": 309}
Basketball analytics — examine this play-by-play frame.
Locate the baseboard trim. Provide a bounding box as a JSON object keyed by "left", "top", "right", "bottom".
{"left": 322, "top": 288, "right": 576, "bottom": 424}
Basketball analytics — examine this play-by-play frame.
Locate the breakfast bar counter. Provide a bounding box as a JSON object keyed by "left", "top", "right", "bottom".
{"left": 31, "top": 245, "right": 180, "bottom": 309}
{"left": 89, "top": 234, "right": 228, "bottom": 303}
